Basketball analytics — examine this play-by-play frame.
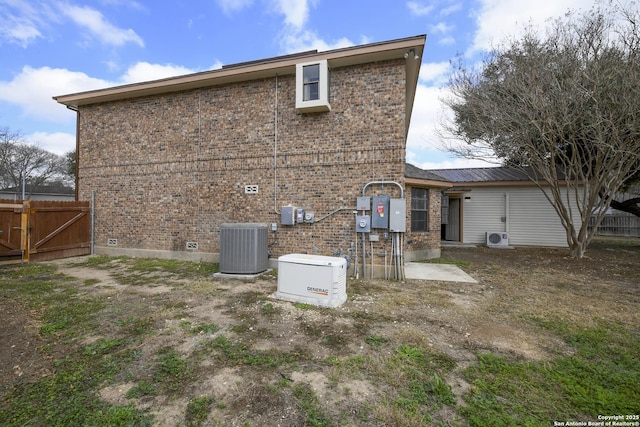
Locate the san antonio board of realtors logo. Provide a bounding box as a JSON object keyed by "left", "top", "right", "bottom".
{"left": 307, "top": 286, "right": 329, "bottom": 296}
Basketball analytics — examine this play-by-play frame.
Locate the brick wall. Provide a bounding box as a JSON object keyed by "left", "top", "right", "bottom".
{"left": 404, "top": 186, "right": 442, "bottom": 259}
{"left": 77, "top": 59, "right": 439, "bottom": 263}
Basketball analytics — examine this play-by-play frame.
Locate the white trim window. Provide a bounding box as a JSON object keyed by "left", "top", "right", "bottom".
{"left": 296, "top": 59, "right": 330, "bottom": 112}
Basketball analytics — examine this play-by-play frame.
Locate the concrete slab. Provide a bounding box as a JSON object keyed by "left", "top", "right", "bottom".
{"left": 404, "top": 262, "right": 477, "bottom": 283}
{"left": 213, "top": 269, "right": 272, "bottom": 281}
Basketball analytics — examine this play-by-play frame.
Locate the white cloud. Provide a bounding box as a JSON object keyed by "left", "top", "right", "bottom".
{"left": 419, "top": 61, "right": 451, "bottom": 85}
{"left": 440, "top": 2, "right": 462, "bottom": 16}
{"left": 407, "top": 73, "right": 502, "bottom": 169}
{"left": 217, "top": 0, "right": 254, "bottom": 14}
{"left": 279, "top": 28, "right": 353, "bottom": 53}
{"left": 407, "top": 83, "right": 448, "bottom": 154}
{"left": 0, "top": 14, "right": 42, "bottom": 47}
{"left": 0, "top": 61, "right": 201, "bottom": 126}
{"left": 437, "top": 35, "right": 456, "bottom": 46}
{"left": 430, "top": 21, "right": 454, "bottom": 34}
{"left": 119, "top": 62, "right": 195, "bottom": 84}
{"left": 100, "top": 0, "right": 145, "bottom": 10}
{"left": 273, "top": 0, "right": 312, "bottom": 29}
{"left": 59, "top": 3, "right": 144, "bottom": 47}
{"left": 0, "top": 66, "right": 109, "bottom": 123}
{"left": 0, "top": 61, "right": 203, "bottom": 156}
{"left": 407, "top": 1, "right": 435, "bottom": 16}
{"left": 429, "top": 21, "right": 456, "bottom": 46}
{"left": 471, "top": 0, "right": 598, "bottom": 53}
{"left": 269, "top": 0, "right": 357, "bottom": 55}
{"left": 268, "top": 0, "right": 348, "bottom": 54}
{"left": 0, "top": 0, "right": 51, "bottom": 47}
{"left": 409, "top": 156, "right": 499, "bottom": 170}
{"left": 26, "top": 131, "right": 76, "bottom": 156}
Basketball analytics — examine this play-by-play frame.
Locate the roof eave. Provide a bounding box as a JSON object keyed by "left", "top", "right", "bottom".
{"left": 405, "top": 177, "right": 452, "bottom": 188}
{"left": 53, "top": 35, "right": 426, "bottom": 109}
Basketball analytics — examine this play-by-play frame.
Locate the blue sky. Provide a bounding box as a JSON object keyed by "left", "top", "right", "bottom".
{"left": 0, "top": 0, "right": 600, "bottom": 169}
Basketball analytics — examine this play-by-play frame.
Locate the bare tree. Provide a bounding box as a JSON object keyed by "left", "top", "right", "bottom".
{"left": 0, "top": 126, "right": 69, "bottom": 199}
{"left": 440, "top": 3, "right": 640, "bottom": 258}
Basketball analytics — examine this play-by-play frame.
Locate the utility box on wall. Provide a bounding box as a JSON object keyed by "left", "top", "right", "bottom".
{"left": 356, "top": 215, "right": 371, "bottom": 233}
{"left": 389, "top": 198, "right": 406, "bottom": 232}
{"left": 372, "top": 195, "right": 390, "bottom": 229}
{"left": 357, "top": 197, "right": 371, "bottom": 211}
{"left": 281, "top": 206, "right": 295, "bottom": 225}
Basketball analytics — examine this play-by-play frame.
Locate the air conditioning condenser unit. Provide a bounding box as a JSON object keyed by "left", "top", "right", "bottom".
{"left": 272, "top": 254, "right": 347, "bottom": 308}
{"left": 486, "top": 231, "right": 509, "bottom": 248}
{"left": 219, "top": 223, "right": 268, "bottom": 274}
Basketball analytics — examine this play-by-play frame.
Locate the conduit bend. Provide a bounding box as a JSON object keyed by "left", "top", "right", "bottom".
{"left": 361, "top": 180, "right": 404, "bottom": 198}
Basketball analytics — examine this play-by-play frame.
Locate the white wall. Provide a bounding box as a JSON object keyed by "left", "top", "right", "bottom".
{"left": 462, "top": 188, "right": 507, "bottom": 244}
{"left": 462, "top": 186, "right": 578, "bottom": 247}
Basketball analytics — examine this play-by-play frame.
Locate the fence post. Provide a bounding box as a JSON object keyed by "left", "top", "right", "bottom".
{"left": 20, "top": 200, "right": 30, "bottom": 262}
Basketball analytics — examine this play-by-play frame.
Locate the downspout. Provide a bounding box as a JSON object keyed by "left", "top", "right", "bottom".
{"left": 67, "top": 105, "right": 79, "bottom": 201}
{"left": 273, "top": 74, "right": 279, "bottom": 214}
{"left": 196, "top": 92, "right": 201, "bottom": 243}
{"left": 91, "top": 190, "right": 95, "bottom": 255}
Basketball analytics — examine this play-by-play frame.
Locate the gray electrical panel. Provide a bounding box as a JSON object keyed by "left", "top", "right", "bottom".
{"left": 281, "top": 206, "right": 295, "bottom": 225}
{"left": 357, "top": 197, "right": 370, "bottom": 211}
{"left": 372, "top": 195, "right": 390, "bottom": 229}
{"left": 389, "top": 198, "right": 406, "bottom": 232}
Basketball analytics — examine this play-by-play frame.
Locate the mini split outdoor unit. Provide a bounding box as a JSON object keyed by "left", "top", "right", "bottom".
{"left": 219, "top": 223, "right": 268, "bottom": 274}
{"left": 486, "top": 231, "right": 510, "bottom": 248}
{"left": 273, "top": 254, "right": 347, "bottom": 308}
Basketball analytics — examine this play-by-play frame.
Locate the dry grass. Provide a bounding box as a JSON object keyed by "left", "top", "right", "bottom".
{"left": 1, "top": 236, "right": 638, "bottom": 426}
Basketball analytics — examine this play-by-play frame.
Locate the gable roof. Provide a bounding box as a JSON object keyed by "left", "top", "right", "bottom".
{"left": 428, "top": 167, "right": 532, "bottom": 183}
{"left": 405, "top": 163, "right": 453, "bottom": 188}
{"left": 53, "top": 35, "right": 426, "bottom": 136}
{"left": 405, "top": 163, "right": 451, "bottom": 181}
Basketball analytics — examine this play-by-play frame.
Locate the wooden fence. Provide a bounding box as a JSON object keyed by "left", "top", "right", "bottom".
{"left": 0, "top": 199, "right": 91, "bottom": 262}
{"left": 589, "top": 214, "right": 640, "bottom": 237}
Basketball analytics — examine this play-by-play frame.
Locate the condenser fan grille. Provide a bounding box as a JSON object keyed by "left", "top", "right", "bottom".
{"left": 488, "top": 233, "right": 503, "bottom": 244}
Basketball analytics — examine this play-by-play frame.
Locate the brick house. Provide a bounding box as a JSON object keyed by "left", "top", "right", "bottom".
{"left": 54, "top": 35, "right": 445, "bottom": 273}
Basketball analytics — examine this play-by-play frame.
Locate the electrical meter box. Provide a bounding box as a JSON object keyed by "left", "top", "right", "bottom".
{"left": 356, "top": 215, "right": 371, "bottom": 233}
{"left": 389, "top": 198, "right": 406, "bottom": 232}
{"left": 372, "top": 195, "right": 390, "bottom": 229}
{"left": 357, "top": 197, "right": 370, "bottom": 211}
{"left": 281, "top": 206, "right": 295, "bottom": 225}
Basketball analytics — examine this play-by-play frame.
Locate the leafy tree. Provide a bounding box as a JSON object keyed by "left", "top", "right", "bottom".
{"left": 440, "top": 2, "right": 640, "bottom": 258}
{"left": 65, "top": 150, "right": 76, "bottom": 180}
{"left": 0, "top": 126, "right": 70, "bottom": 199}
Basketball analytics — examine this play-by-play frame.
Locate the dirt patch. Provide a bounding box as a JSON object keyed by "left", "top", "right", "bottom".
{"left": 0, "top": 297, "right": 53, "bottom": 387}
{"left": 1, "top": 237, "right": 638, "bottom": 425}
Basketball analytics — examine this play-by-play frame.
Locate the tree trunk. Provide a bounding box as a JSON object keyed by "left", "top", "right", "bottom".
{"left": 569, "top": 240, "right": 586, "bottom": 259}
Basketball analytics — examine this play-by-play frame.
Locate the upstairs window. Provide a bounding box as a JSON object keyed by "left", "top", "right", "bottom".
{"left": 303, "top": 64, "right": 320, "bottom": 101}
{"left": 296, "top": 59, "right": 330, "bottom": 113}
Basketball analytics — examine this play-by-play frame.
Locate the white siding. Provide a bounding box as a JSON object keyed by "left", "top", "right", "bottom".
{"left": 508, "top": 188, "right": 568, "bottom": 247}
{"left": 462, "top": 186, "right": 581, "bottom": 247}
{"left": 462, "top": 189, "right": 507, "bottom": 244}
